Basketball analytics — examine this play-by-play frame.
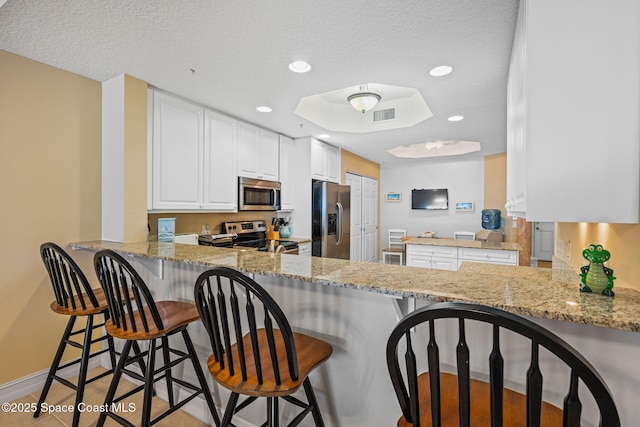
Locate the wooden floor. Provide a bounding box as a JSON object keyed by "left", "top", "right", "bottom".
{"left": 1, "top": 367, "right": 208, "bottom": 427}
{"left": 538, "top": 260, "right": 552, "bottom": 268}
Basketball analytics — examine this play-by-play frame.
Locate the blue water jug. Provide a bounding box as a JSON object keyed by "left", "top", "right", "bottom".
{"left": 482, "top": 209, "right": 501, "bottom": 230}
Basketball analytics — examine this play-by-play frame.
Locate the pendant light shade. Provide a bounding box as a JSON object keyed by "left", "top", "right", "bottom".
{"left": 347, "top": 85, "right": 381, "bottom": 113}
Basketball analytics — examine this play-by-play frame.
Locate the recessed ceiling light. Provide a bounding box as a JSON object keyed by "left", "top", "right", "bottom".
{"left": 256, "top": 106, "right": 272, "bottom": 113}
{"left": 448, "top": 115, "right": 464, "bottom": 122}
{"left": 429, "top": 65, "right": 453, "bottom": 77}
{"left": 318, "top": 134, "right": 330, "bottom": 139}
{"left": 289, "top": 61, "right": 312, "bottom": 73}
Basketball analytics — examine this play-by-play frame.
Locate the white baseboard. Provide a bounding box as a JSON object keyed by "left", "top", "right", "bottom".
{"left": 0, "top": 357, "right": 102, "bottom": 403}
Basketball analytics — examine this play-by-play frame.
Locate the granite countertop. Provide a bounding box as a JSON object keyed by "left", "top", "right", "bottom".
{"left": 71, "top": 240, "right": 640, "bottom": 332}
{"left": 403, "top": 237, "right": 520, "bottom": 251}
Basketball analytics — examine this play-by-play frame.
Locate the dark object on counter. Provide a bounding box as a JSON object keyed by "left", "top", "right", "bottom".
{"left": 481, "top": 209, "right": 501, "bottom": 230}
{"left": 94, "top": 250, "right": 220, "bottom": 427}
{"left": 387, "top": 302, "right": 620, "bottom": 427}
{"left": 194, "top": 267, "right": 333, "bottom": 427}
{"left": 36, "top": 242, "right": 146, "bottom": 426}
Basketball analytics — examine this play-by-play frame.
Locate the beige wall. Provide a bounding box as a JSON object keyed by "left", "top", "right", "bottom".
{"left": 0, "top": 51, "right": 102, "bottom": 383}
{"left": 483, "top": 153, "right": 514, "bottom": 243}
{"left": 557, "top": 223, "right": 640, "bottom": 291}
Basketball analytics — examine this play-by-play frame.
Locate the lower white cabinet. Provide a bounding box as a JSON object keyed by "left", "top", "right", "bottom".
{"left": 406, "top": 244, "right": 518, "bottom": 271}
{"left": 457, "top": 247, "right": 518, "bottom": 269}
{"left": 406, "top": 245, "right": 457, "bottom": 271}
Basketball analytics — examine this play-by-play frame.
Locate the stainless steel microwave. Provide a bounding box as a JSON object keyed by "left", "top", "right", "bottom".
{"left": 238, "top": 177, "right": 281, "bottom": 211}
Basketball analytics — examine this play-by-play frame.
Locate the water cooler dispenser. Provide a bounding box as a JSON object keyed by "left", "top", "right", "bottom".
{"left": 481, "top": 209, "right": 501, "bottom": 230}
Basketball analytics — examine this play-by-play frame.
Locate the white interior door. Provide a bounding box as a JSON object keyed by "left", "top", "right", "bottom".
{"left": 347, "top": 173, "right": 363, "bottom": 261}
{"left": 362, "top": 176, "right": 378, "bottom": 262}
{"left": 533, "top": 222, "right": 554, "bottom": 261}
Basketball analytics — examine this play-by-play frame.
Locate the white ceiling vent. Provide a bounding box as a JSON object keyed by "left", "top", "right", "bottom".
{"left": 373, "top": 108, "right": 396, "bottom": 123}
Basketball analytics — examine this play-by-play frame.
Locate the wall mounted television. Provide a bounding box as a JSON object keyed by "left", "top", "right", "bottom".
{"left": 411, "top": 189, "right": 449, "bottom": 210}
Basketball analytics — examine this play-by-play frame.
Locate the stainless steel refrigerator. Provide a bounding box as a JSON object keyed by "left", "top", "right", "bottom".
{"left": 312, "top": 180, "right": 350, "bottom": 259}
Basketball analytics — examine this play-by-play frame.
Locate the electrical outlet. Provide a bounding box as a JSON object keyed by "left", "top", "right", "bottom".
{"left": 564, "top": 240, "right": 571, "bottom": 261}
{"left": 557, "top": 239, "right": 564, "bottom": 257}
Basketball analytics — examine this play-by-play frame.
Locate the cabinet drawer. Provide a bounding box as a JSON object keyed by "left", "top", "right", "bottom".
{"left": 407, "top": 244, "right": 457, "bottom": 258}
{"left": 458, "top": 248, "right": 518, "bottom": 265}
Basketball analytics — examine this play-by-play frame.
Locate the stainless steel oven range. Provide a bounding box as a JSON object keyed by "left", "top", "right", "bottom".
{"left": 198, "top": 220, "right": 298, "bottom": 254}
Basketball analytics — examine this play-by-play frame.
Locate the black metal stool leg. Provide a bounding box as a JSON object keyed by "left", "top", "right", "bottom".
{"left": 221, "top": 392, "right": 239, "bottom": 427}
{"left": 303, "top": 378, "right": 325, "bottom": 427}
{"left": 161, "top": 335, "right": 174, "bottom": 407}
{"left": 71, "top": 314, "right": 94, "bottom": 427}
{"left": 97, "top": 340, "right": 133, "bottom": 427}
{"left": 34, "top": 316, "right": 77, "bottom": 418}
{"left": 182, "top": 329, "right": 221, "bottom": 426}
{"left": 141, "top": 338, "right": 157, "bottom": 427}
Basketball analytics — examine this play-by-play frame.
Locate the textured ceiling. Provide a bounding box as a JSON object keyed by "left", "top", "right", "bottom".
{"left": 0, "top": 0, "right": 519, "bottom": 165}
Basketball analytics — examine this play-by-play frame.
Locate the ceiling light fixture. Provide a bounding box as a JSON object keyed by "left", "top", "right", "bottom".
{"left": 288, "top": 61, "right": 312, "bottom": 73}
{"left": 256, "top": 106, "right": 272, "bottom": 113}
{"left": 425, "top": 142, "right": 444, "bottom": 150}
{"left": 448, "top": 115, "right": 464, "bottom": 121}
{"left": 318, "top": 134, "right": 330, "bottom": 139}
{"left": 429, "top": 65, "right": 453, "bottom": 77}
{"left": 347, "top": 85, "right": 381, "bottom": 113}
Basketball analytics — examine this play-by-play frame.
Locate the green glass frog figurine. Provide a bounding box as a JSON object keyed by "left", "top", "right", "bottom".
{"left": 580, "top": 244, "right": 615, "bottom": 297}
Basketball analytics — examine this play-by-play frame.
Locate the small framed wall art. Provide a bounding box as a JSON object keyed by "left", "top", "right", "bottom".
{"left": 386, "top": 192, "right": 402, "bottom": 202}
{"left": 455, "top": 202, "right": 474, "bottom": 212}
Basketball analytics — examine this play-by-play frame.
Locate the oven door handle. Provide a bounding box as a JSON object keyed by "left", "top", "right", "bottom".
{"left": 336, "top": 202, "right": 344, "bottom": 245}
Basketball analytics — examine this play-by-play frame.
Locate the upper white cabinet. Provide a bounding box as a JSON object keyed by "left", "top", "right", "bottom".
{"left": 151, "top": 91, "right": 204, "bottom": 210}
{"left": 237, "top": 122, "right": 279, "bottom": 181}
{"left": 310, "top": 138, "right": 340, "bottom": 183}
{"left": 279, "top": 135, "right": 295, "bottom": 211}
{"left": 150, "top": 90, "right": 237, "bottom": 211}
{"left": 203, "top": 110, "right": 238, "bottom": 211}
{"left": 506, "top": 0, "right": 640, "bottom": 223}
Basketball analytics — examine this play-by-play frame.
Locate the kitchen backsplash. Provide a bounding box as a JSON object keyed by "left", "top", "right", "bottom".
{"left": 148, "top": 211, "right": 293, "bottom": 237}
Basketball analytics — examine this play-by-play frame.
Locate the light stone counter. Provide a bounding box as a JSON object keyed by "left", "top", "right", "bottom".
{"left": 404, "top": 236, "right": 520, "bottom": 251}
{"left": 71, "top": 240, "right": 640, "bottom": 332}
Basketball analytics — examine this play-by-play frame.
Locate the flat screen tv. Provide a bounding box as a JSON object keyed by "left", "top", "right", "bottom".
{"left": 411, "top": 189, "right": 448, "bottom": 210}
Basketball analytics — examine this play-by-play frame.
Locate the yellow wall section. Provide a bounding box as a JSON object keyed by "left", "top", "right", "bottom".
{"left": 123, "top": 75, "right": 149, "bottom": 242}
{"left": 483, "top": 153, "right": 514, "bottom": 243}
{"left": 0, "top": 51, "right": 102, "bottom": 383}
{"left": 340, "top": 149, "right": 380, "bottom": 182}
{"left": 557, "top": 222, "right": 640, "bottom": 291}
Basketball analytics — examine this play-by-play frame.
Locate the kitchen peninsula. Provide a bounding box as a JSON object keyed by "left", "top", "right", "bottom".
{"left": 72, "top": 240, "right": 640, "bottom": 427}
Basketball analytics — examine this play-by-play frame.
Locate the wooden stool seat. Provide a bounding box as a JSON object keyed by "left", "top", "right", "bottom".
{"left": 208, "top": 329, "right": 333, "bottom": 397}
{"left": 49, "top": 287, "right": 109, "bottom": 316}
{"left": 397, "top": 372, "right": 563, "bottom": 427}
{"left": 105, "top": 301, "right": 199, "bottom": 340}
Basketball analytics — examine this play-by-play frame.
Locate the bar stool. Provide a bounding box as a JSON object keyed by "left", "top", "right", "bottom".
{"left": 93, "top": 249, "right": 220, "bottom": 427}
{"left": 194, "top": 267, "right": 333, "bottom": 427}
{"left": 35, "top": 242, "right": 140, "bottom": 427}
{"left": 387, "top": 302, "right": 620, "bottom": 426}
{"left": 382, "top": 229, "right": 407, "bottom": 264}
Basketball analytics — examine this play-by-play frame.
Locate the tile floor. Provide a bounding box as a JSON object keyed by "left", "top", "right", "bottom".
{"left": 1, "top": 367, "right": 209, "bottom": 427}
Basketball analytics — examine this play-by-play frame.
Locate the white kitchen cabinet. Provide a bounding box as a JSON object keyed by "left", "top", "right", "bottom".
{"left": 406, "top": 244, "right": 457, "bottom": 271}
{"left": 279, "top": 135, "right": 295, "bottom": 211}
{"left": 203, "top": 110, "right": 237, "bottom": 211}
{"left": 507, "top": 0, "right": 640, "bottom": 223}
{"left": 237, "top": 121, "right": 279, "bottom": 181}
{"left": 457, "top": 247, "right": 518, "bottom": 269}
{"left": 310, "top": 138, "right": 340, "bottom": 183}
{"left": 151, "top": 91, "right": 204, "bottom": 210}
{"left": 150, "top": 90, "right": 238, "bottom": 212}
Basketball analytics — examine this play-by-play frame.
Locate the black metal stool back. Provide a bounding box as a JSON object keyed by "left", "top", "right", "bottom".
{"left": 94, "top": 249, "right": 164, "bottom": 333}
{"left": 194, "top": 266, "right": 298, "bottom": 385}
{"left": 387, "top": 302, "right": 620, "bottom": 427}
{"left": 41, "top": 242, "right": 99, "bottom": 311}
